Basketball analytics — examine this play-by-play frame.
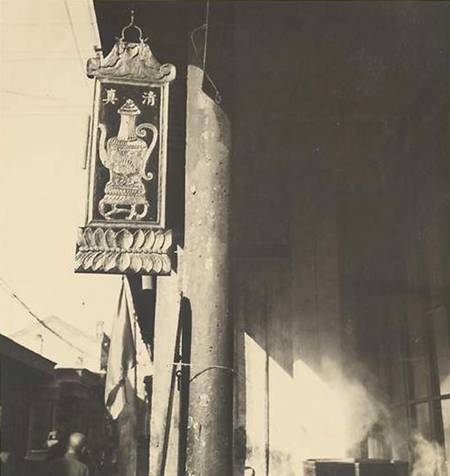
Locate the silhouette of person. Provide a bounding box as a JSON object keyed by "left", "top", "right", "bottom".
{"left": 48, "top": 432, "right": 90, "bottom": 476}
{"left": 46, "top": 430, "right": 66, "bottom": 462}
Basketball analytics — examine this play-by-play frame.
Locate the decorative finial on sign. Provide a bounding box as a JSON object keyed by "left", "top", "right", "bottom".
{"left": 86, "top": 8, "right": 175, "bottom": 82}
{"left": 120, "top": 9, "right": 145, "bottom": 42}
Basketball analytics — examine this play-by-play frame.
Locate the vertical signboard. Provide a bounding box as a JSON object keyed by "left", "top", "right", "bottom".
{"left": 75, "top": 16, "right": 175, "bottom": 275}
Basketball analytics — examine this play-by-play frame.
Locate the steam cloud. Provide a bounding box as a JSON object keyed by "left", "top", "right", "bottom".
{"left": 322, "top": 358, "right": 448, "bottom": 475}
{"left": 411, "top": 432, "right": 447, "bottom": 476}
{"left": 321, "top": 359, "right": 393, "bottom": 455}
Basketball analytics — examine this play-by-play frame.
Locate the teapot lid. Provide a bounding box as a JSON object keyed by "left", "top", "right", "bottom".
{"left": 118, "top": 99, "right": 141, "bottom": 116}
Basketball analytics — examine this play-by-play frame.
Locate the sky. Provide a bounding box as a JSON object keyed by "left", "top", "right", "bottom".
{"left": 0, "top": 0, "right": 121, "bottom": 338}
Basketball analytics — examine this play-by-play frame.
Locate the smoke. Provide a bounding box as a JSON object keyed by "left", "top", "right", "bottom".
{"left": 321, "top": 358, "right": 393, "bottom": 455}
{"left": 341, "top": 377, "right": 391, "bottom": 452}
{"left": 411, "top": 432, "right": 447, "bottom": 476}
{"left": 324, "top": 361, "right": 449, "bottom": 474}
{"left": 295, "top": 356, "right": 449, "bottom": 472}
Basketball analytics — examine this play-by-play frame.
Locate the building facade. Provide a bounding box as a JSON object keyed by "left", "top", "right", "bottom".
{"left": 12, "top": 316, "right": 105, "bottom": 372}
{"left": 0, "top": 334, "right": 111, "bottom": 476}
{"left": 87, "top": 2, "right": 450, "bottom": 475}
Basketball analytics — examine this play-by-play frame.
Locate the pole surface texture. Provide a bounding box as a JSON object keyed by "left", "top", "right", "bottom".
{"left": 183, "top": 62, "right": 233, "bottom": 476}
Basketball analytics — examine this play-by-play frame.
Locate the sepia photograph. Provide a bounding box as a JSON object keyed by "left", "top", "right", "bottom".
{"left": 0, "top": 1, "right": 449, "bottom": 475}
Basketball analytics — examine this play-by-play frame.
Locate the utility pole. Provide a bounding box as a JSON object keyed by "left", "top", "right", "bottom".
{"left": 183, "top": 50, "right": 233, "bottom": 475}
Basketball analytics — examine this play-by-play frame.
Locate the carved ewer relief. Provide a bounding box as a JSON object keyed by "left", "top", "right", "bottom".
{"left": 98, "top": 99, "right": 158, "bottom": 220}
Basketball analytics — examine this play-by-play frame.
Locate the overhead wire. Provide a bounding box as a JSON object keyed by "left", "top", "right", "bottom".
{"left": 86, "top": 0, "right": 102, "bottom": 49}
{"left": 0, "top": 3, "right": 101, "bottom": 362}
{"left": 63, "top": 0, "right": 91, "bottom": 90}
{"left": 0, "top": 276, "right": 93, "bottom": 357}
{"left": 189, "top": 0, "right": 222, "bottom": 105}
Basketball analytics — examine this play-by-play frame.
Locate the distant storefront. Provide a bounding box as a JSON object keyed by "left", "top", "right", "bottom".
{"left": 0, "top": 334, "right": 113, "bottom": 476}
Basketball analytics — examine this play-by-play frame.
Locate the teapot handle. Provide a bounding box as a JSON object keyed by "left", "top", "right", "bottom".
{"left": 136, "top": 123, "right": 158, "bottom": 181}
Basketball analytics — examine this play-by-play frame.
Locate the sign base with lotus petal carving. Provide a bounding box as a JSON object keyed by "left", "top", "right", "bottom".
{"left": 75, "top": 227, "right": 172, "bottom": 275}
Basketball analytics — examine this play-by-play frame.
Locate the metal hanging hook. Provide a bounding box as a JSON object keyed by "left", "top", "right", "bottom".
{"left": 120, "top": 9, "right": 144, "bottom": 42}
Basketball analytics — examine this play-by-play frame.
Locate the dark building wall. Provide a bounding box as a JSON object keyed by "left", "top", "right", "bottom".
{"left": 1, "top": 356, "right": 46, "bottom": 469}
{"left": 230, "top": 2, "right": 450, "bottom": 474}
{"left": 0, "top": 338, "right": 55, "bottom": 476}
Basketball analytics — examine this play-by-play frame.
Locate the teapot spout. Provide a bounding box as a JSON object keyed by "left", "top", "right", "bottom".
{"left": 98, "top": 123, "right": 109, "bottom": 167}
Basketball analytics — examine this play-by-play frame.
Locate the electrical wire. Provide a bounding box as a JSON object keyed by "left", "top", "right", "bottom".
{"left": 0, "top": 276, "right": 91, "bottom": 356}
{"left": 63, "top": 0, "right": 90, "bottom": 90}
{"left": 86, "top": 0, "right": 102, "bottom": 48}
{"left": 189, "top": 0, "right": 222, "bottom": 105}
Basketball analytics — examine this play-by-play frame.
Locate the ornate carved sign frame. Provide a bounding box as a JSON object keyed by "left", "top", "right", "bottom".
{"left": 75, "top": 17, "right": 176, "bottom": 275}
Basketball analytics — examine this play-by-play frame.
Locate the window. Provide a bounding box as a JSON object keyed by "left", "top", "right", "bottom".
{"left": 390, "top": 304, "right": 450, "bottom": 468}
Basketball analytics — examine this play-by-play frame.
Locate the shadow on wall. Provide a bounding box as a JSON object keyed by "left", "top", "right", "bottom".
{"left": 240, "top": 332, "right": 391, "bottom": 473}
{"left": 237, "top": 327, "right": 448, "bottom": 476}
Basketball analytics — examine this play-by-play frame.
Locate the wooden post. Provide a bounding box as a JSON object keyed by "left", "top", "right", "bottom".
{"left": 118, "top": 400, "right": 137, "bottom": 476}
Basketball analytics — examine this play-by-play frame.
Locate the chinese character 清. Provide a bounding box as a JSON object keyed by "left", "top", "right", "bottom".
{"left": 142, "top": 90, "right": 156, "bottom": 107}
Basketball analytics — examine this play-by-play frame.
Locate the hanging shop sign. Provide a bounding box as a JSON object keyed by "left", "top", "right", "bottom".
{"left": 75, "top": 13, "right": 176, "bottom": 275}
